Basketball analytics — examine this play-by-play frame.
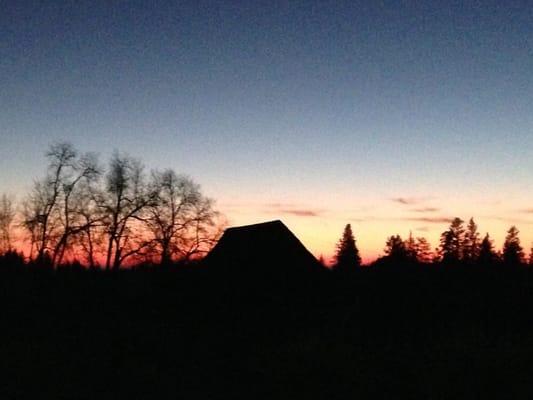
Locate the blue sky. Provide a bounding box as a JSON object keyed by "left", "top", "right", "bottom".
{"left": 1, "top": 1, "right": 532, "bottom": 260}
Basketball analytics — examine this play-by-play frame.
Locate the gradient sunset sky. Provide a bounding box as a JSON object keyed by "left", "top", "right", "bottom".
{"left": 2, "top": 1, "right": 532, "bottom": 262}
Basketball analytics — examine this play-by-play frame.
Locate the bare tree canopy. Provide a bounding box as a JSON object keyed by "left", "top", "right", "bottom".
{"left": 22, "top": 142, "right": 101, "bottom": 267}
{"left": 99, "top": 152, "right": 154, "bottom": 270}
{"left": 18, "top": 144, "right": 224, "bottom": 270}
{"left": 146, "top": 169, "right": 222, "bottom": 265}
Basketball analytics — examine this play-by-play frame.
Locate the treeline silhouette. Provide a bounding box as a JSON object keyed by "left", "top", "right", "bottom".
{"left": 331, "top": 218, "right": 532, "bottom": 270}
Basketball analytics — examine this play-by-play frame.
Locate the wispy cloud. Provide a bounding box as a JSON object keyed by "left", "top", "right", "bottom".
{"left": 345, "top": 216, "right": 375, "bottom": 223}
{"left": 405, "top": 216, "right": 452, "bottom": 224}
{"left": 265, "top": 203, "right": 323, "bottom": 218}
{"left": 218, "top": 201, "right": 324, "bottom": 218}
{"left": 391, "top": 196, "right": 433, "bottom": 206}
{"left": 411, "top": 207, "right": 440, "bottom": 213}
{"left": 264, "top": 202, "right": 294, "bottom": 209}
{"left": 278, "top": 209, "right": 321, "bottom": 217}
{"left": 344, "top": 215, "right": 451, "bottom": 225}
{"left": 391, "top": 197, "right": 416, "bottom": 205}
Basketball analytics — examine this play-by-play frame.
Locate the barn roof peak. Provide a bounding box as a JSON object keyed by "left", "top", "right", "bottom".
{"left": 205, "top": 219, "right": 322, "bottom": 272}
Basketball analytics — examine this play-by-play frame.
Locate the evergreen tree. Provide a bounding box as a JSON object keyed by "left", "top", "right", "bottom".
{"left": 404, "top": 231, "right": 417, "bottom": 262}
{"left": 463, "top": 217, "right": 480, "bottom": 263}
{"left": 333, "top": 224, "right": 361, "bottom": 271}
{"left": 384, "top": 234, "right": 408, "bottom": 262}
{"left": 478, "top": 233, "right": 497, "bottom": 266}
{"left": 528, "top": 244, "right": 533, "bottom": 266}
{"left": 502, "top": 226, "right": 524, "bottom": 266}
{"left": 415, "top": 237, "right": 433, "bottom": 264}
{"left": 439, "top": 217, "right": 464, "bottom": 264}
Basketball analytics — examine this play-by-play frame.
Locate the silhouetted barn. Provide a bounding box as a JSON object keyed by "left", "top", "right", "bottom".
{"left": 205, "top": 220, "right": 322, "bottom": 274}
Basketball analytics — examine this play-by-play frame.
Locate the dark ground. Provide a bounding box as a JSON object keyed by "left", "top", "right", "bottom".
{"left": 2, "top": 265, "right": 533, "bottom": 399}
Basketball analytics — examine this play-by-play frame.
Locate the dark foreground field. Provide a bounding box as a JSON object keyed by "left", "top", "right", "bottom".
{"left": 2, "top": 266, "right": 533, "bottom": 399}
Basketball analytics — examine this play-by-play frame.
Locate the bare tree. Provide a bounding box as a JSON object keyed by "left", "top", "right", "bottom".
{"left": 21, "top": 194, "right": 40, "bottom": 262}
{"left": 100, "top": 152, "right": 154, "bottom": 270}
{"left": 19, "top": 143, "right": 225, "bottom": 269}
{"left": 145, "top": 169, "right": 222, "bottom": 265}
{"left": 51, "top": 151, "right": 101, "bottom": 267}
{"left": 69, "top": 174, "right": 104, "bottom": 269}
{"left": 20, "top": 143, "right": 101, "bottom": 267}
{"left": 22, "top": 177, "right": 63, "bottom": 265}
{"left": 178, "top": 195, "right": 224, "bottom": 261}
{"left": 0, "top": 194, "right": 15, "bottom": 254}
{"left": 21, "top": 143, "right": 101, "bottom": 267}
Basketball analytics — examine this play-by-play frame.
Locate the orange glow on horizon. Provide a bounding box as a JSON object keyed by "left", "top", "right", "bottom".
{"left": 7, "top": 198, "right": 533, "bottom": 267}
{"left": 217, "top": 195, "right": 533, "bottom": 265}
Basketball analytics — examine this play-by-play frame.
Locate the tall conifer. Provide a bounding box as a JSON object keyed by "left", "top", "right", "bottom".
{"left": 333, "top": 224, "right": 361, "bottom": 271}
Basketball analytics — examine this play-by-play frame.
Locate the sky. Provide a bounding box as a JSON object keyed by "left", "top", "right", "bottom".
{"left": 1, "top": 0, "right": 532, "bottom": 262}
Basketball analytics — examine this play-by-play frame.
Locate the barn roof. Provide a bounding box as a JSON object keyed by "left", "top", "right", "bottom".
{"left": 205, "top": 220, "right": 321, "bottom": 273}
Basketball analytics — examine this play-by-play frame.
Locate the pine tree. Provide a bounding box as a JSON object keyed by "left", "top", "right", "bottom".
{"left": 439, "top": 217, "right": 464, "bottom": 264}
{"left": 502, "top": 226, "right": 524, "bottom": 266}
{"left": 528, "top": 244, "right": 533, "bottom": 266}
{"left": 333, "top": 224, "right": 361, "bottom": 271}
{"left": 415, "top": 237, "right": 433, "bottom": 264}
{"left": 404, "top": 231, "right": 417, "bottom": 262}
{"left": 478, "top": 233, "right": 497, "bottom": 266}
{"left": 463, "top": 217, "right": 480, "bottom": 263}
{"left": 384, "top": 234, "right": 408, "bottom": 262}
